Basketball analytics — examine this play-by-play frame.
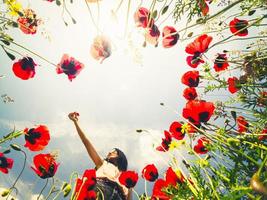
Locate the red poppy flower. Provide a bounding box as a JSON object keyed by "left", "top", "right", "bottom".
{"left": 182, "top": 100, "right": 215, "bottom": 123}
{"left": 169, "top": 121, "right": 185, "bottom": 140}
{"left": 185, "top": 34, "right": 212, "bottom": 68}
{"left": 0, "top": 153, "right": 13, "bottom": 174}
{"left": 56, "top": 54, "right": 84, "bottom": 81}
{"left": 24, "top": 125, "right": 50, "bottom": 151}
{"left": 162, "top": 26, "right": 179, "bottom": 48}
{"left": 229, "top": 18, "right": 248, "bottom": 37}
{"left": 156, "top": 131, "right": 172, "bottom": 152}
{"left": 31, "top": 153, "right": 59, "bottom": 179}
{"left": 183, "top": 87, "right": 198, "bottom": 100}
{"left": 213, "top": 54, "right": 229, "bottom": 72}
{"left": 259, "top": 129, "right": 267, "bottom": 141}
{"left": 119, "top": 170, "right": 138, "bottom": 188}
{"left": 90, "top": 35, "right": 112, "bottom": 63}
{"left": 165, "top": 167, "right": 185, "bottom": 186}
{"left": 194, "top": 137, "right": 210, "bottom": 154}
{"left": 236, "top": 116, "right": 249, "bottom": 133}
{"left": 142, "top": 164, "right": 158, "bottom": 182}
{"left": 134, "top": 7, "right": 153, "bottom": 28}
{"left": 227, "top": 77, "right": 240, "bottom": 94}
{"left": 145, "top": 24, "right": 160, "bottom": 46}
{"left": 12, "top": 57, "right": 37, "bottom": 80}
{"left": 17, "top": 9, "right": 40, "bottom": 34}
{"left": 152, "top": 179, "right": 170, "bottom": 200}
{"left": 186, "top": 55, "right": 205, "bottom": 68}
{"left": 181, "top": 70, "right": 200, "bottom": 87}
{"left": 75, "top": 169, "right": 97, "bottom": 200}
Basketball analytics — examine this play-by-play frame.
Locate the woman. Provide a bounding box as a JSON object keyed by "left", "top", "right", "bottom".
{"left": 68, "top": 112, "right": 132, "bottom": 200}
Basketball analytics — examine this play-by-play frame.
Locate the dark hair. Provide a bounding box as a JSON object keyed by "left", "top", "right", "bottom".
{"left": 105, "top": 148, "right": 128, "bottom": 171}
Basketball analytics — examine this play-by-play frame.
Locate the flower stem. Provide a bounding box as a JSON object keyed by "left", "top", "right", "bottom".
{"left": 84, "top": 0, "right": 102, "bottom": 34}
{"left": 9, "top": 41, "right": 57, "bottom": 67}
{"left": 0, "top": 131, "right": 23, "bottom": 145}
{"left": 38, "top": 179, "right": 49, "bottom": 200}
{"left": 124, "top": 0, "right": 132, "bottom": 38}
{"left": 132, "top": 188, "right": 140, "bottom": 200}
{"left": 178, "top": 0, "right": 244, "bottom": 33}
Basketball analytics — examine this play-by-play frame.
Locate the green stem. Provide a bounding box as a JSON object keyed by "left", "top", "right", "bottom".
{"left": 207, "top": 16, "right": 265, "bottom": 52}
{"left": 44, "top": 178, "right": 56, "bottom": 200}
{"left": 144, "top": 180, "right": 148, "bottom": 198}
{"left": 10, "top": 41, "right": 57, "bottom": 67}
{"left": 6, "top": 150, "right": 26, "bottom": 200}
{"left": 51, "top": 188, "right": 61, "bottom": 200}
{"left": 115, "top": 0, "right": 124, "bottom": 13}
{"left": 124, "top": 0, "right": 131, "bottom": 38}
{"left": 38, "top": 179, "right": 49, "bottom": 200}
{"left": 219, "top": 36, "right": 267, "bottom": 45}
{"left": 258, "top": 154, "right": 267, "bottom": 175}
{"left": 0, "top": 131, "right": 23, "bottom": 144}
{"left": 178, "top": 0, "right": 244, "bottom": 33}
{"left": 84, "top": 0, "right": 102, "bottom": 34}
{"left": 132, "top": 188, "right": 140, "bottom": 200}
{"left": 1, "top": 44, "right": 25, "bottom": 57}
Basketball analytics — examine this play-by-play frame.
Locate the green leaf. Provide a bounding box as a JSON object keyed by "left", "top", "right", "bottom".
{"left": 161, "top": 6, "right": 169, "bottom": 15}
{"left": 10, "top": 144, "right": 21, "bottom": 151}
{"left": 152, "top": 10, "right": 158, "bottom": 19}
{"left": 0, "top": 40, "right": 10, "bottom": 45}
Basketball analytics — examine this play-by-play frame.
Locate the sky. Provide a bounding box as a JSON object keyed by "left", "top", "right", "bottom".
{"left": 0, "top": 0, "right": 262, "bottom": 199}
{"left": 0, "top": 0, "right": 190, "bottom": 199}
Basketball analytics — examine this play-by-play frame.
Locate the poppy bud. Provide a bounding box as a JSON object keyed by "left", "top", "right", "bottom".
{"left": 1, "top": 189, "right": 10, "bottom": 197}
{"left": 63, "top": 184, "right": 72, "bottom": 197}
{"left": 10, "top": 144, "right": 21, "bottom": 151}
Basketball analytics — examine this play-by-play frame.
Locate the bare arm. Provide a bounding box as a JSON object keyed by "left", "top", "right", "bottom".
{"left": 69, "top": 112, "right": 103, "bottom": 168}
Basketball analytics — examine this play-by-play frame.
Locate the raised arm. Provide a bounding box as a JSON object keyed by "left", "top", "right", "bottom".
{"left": 68, "top": 112, "right": 103, "bottom": 168}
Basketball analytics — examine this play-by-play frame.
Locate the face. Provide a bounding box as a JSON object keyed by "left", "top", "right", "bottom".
{"left": 107, "top": 149, "right": 118, "bottom": 159}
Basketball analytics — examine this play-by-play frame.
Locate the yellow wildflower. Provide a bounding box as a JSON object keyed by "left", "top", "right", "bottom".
{"left": 6, "top": 0, "right": 23, "bottom": 17}
{"left": 168, "top": 140, "right": 185, "bottom": 151}
{"left": 181, "top": 123, "right": 191, "bottom": 134}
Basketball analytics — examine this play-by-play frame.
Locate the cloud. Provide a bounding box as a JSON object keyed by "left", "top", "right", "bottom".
{"left": 30, "top": 194, "right": 44, "bottom": 200}
{"left": 0, "top": 116, "right": 174, "bottom": 199}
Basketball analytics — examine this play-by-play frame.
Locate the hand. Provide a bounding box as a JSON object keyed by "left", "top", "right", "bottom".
{"left": 68, "top": 112, "right": 79, "bottom": 122}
